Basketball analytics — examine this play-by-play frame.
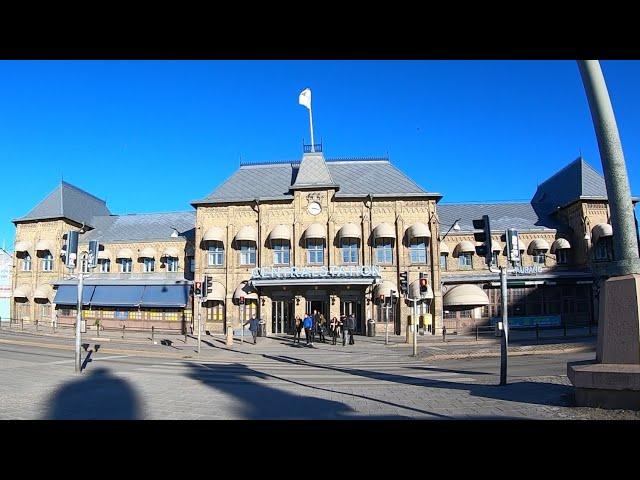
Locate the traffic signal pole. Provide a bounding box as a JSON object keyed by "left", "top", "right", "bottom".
{"left": 75, "top": 272, "right": 83, "bottom": 373}
{"left": 412, "top": 298, "right": 418, "bottom": 357}
{"left": 500, "top": 265, "right": 509, "bottom": 385}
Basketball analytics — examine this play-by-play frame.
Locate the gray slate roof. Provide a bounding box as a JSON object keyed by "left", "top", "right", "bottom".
{"left": 531, "top": 157, "right": 608, "bottom": 214}
{"left": 194, "top": 157, "right": 436, "bottom": 204}
{"left": 14, "top": 181, "right": 111, "bottom": 226}
{"left": 438, "top": 202, "right": 560, "bottom": 233}
{"left": 80, "top": 211, "right": 196, "bottom": 244}
{"left": 291, "top": 153, "right": 338, "bottom": 189}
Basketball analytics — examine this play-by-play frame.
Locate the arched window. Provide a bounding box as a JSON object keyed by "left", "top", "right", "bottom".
{"left": 42, "top": 252, "right": 53, "bottom": 271}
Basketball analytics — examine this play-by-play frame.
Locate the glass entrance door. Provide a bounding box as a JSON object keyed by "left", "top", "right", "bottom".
{"left": 305, "top": 300, "right": 327, "bottom": 319}
{"left": 341, "top": 300, "right": 363, "bottom": 334}
{"left": 271, "top": 300, "right": 292, "bottom": 334}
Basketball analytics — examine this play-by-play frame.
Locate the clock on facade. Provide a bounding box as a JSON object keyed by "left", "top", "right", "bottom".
{"left": 308, "top": 201, "right": 322, "bottom": 215}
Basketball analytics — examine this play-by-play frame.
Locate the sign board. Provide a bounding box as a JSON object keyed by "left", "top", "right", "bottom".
{"left": 511, "top": 265, "right": 543, "bottom": 275}
{"left": 489, "top": 315, "right": 561, "bottom": 328}
{"left": 251, "top": 265, "right": 381, "bottom": 280}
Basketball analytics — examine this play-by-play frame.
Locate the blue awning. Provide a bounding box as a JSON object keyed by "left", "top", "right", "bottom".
{"left": 91, "top": 286, "right": 145, "bottom": 307}
{"left": 53, "top": 285, "right": 95, "bottom": 306}
{"left": 140, "top": 285, "right": 189, "bottom": 307}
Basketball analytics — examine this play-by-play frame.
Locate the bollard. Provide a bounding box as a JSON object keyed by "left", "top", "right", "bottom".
{"left": 21, "top": 318, "right": 24, "bottom": 331}
{"left": 151, "top": 326, "right": 155, "bottom": 344}
{"left": 475, "top": 325, "right": 479, "bottom": 341}
{"left": 442, "top": 326, "right": 446, "bottom": 343}
{"left": 122, "top": 324, "right": 125, "bottom": 339}
{"left": 36, "top": 319, "right": 39, "bottom": 332}
{"left": 97, "top": 324, "right": 100, "bottom": 337}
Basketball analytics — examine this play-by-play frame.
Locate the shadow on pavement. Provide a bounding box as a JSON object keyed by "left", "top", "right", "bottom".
{"left": 186, "top": 362, "right": 446, "bottom": 419}
{"left": 44, "top": 367, "right": 143, "bottom": 420}
{"left": 263, "top": 355, "right": 574, "bottom": 409}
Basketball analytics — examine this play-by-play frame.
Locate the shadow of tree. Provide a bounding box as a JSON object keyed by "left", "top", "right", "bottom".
{"left": 44, "top": 367, "right": 143, "bottom": 420}
{"left": 262, "top": 355, "right": 575, "bottom": 408}
{"left": 186, "top": 363, "right": 450, "bottom": 419}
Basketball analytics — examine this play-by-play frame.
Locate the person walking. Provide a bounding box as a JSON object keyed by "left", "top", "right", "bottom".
{"left": 347, "top": 313, "right": 356, "bottom": 345}
{"left": 341, "top": 314, "right": 348, "bottom": 346}
{"left": 311, "top": 309, "right": 319, "bottom": 344}
{"left": 318, "top": 312, "right": 327, "bottom": 343}
{"left": 243, "top": 314, "right": 260, "bottom": 345}
{"left": 294, "top": 316, "right": 302, "bottom": 345}
{"left": 303, "top": 313, "right": 313, "bottom": 346}
{"left": 329, "top": 316, "right": 339, "bottom": 345}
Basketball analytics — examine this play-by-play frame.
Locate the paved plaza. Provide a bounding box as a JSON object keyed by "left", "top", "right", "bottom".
{"left": 0, "top": 331, "right": 638, "bottom": 420}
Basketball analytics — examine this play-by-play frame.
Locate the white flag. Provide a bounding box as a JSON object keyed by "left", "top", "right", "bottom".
{"left": 299, "top": 88, "right": 311, "bottom": 110}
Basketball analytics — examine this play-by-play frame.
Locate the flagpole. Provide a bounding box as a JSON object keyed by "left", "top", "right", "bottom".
{"left": 309, "top": 106, "right": 315, "bottom": 152}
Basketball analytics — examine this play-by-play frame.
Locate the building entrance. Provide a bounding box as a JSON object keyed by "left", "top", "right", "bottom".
{"left": 341, "top": 300, "right": 363, "bottom": 334}
{"left": 306, "top": 300, "right": 327, "bottom": 320}
{"left": 271, "top": 300, "right": 293, "bottom": 334}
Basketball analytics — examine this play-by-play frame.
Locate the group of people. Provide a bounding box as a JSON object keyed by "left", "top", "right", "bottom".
{"left": 293, "top": 310, "right": 356, "bottom": 347}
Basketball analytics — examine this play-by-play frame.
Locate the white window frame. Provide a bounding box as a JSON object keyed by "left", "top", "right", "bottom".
{"left": 167, "top": 257, "right": 179, "bottom": 272}
{"left": 208, "top": 242, "right": 224, "bottom": 267}
{"left": 458, "top": 252, "right": 472, "bottom": 269}
{"left": 409, "top": 237, "right": 427, "bottom": 264}
{"left": 239, "top": 241, "right": 257, "bottom": 266}
{"left": 42, "top": 252, "right": 53, "bottom": 272}
{"left": 22, "top": 254, "right": 32, "bottom": 272}
{"left": 440, "top": 253, "right": 448, "bottom": 270}
{"left": 341, "top": 238, "right": 359, "bottom": 264}
{"left": 533, "top": 249, "right": 546, "bottom": 265}
{"left": 99, "top": 258, "right": 111, "bottom": 273}
{"left": 143, "top": 258, "right": 155, "bottom": 273}
{"left": 306, "top": 238, "right": 324, "bottom": 265}
{"left": 375, "top": 238, "right": 394, "bottom": 264}
{"left": 272, "top": 239, "right": 290, "bottom": 265}
{"left": 120, "top": 258, "right": 132, "bottom": 273}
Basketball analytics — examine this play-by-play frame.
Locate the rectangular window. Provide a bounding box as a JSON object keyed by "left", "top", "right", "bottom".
{"left": 22, "top": 254, "right": 32, "bottom": 271}
{"left": 409, "top": 238, "right": 427, "bottom": 264}
{"left": 595, "top": 238, "right": 612, "bottom": 261}
{"left": 119, "top": 258, "right": 132, "bottom": 273}
{"left": 42, "top": 253, "right": 53, "bottom": 272}
{"left": 208, "top": 243, "right": 224, "bottom": 266}
{"left": 341, "top": 238, "right": 359, "bottom": 264}
{"left": 207, "top": 301, "right": 224, "bottom": 322}
{"left": 533, "top": 250, "right": 546, "bottom": 265}
{"left": 115, "top": 309, "right": 129, "bottom": 320}
{"left": 556, "top": 249, "right": 568, "bottom": 265}
{"left": 239, "top": 241, "right": 256, "bottom": 265}
{"left": 458, "top": 252, "right": 472, "bottom": 269}
{"left": 167, "top": 257, "right": 179, "bottom": 272}
{"left": 98, "top": 259, "right": 111, "bottom": 273}
{"left": 143, "top": 258, "right": 155, "bottom": 273}
{"left": 272, "top": 240, "right": 290, "bottom": 265}
{"left": 440, "top": 253, "right": 447, "bottom": 270}
{"left": 375, "top": 239, "right": 393, "bottom": 264}
{"left": 307, "top": 239, "right": 324, "bottom": 264}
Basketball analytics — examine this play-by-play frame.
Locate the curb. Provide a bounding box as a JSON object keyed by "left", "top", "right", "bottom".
{"left": 420, "top": 344, "right": 595, "bottom": 360}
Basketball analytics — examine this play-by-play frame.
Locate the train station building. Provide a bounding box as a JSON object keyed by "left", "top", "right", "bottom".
{"left": 10, "top": 144, "right": 635, "bottom": 337}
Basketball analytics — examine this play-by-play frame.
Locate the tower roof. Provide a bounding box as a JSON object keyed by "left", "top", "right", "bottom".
{"left": 290, "top": 152, "right": 339, "bottom": 190}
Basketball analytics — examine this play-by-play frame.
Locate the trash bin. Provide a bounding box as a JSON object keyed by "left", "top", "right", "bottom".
{"left": 367, "top": 319, "right": 375, "bottom": 337}
{"left": 258, "top": 320, "right": 266, "bottom": 337}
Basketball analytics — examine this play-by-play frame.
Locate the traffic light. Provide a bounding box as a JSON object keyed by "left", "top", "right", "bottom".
{"left": 88, "top": 240, "right": 100, "bottom": 268}
{"left": 194, "top": 282, "right": 202, "bottom": 296}
{"left": 472, "top": 214, "right": 493, "bottom": 266}
{"left": 379, "top": 294, "right": 385, "bottom": 304}
{"left": 419, "top": 272, "right": 428, "bottom": 294}
{"left": 65, "top": 230, "right": 79, "bottom": 268}
{"left": 399, "top": 271, "right": 408, "bottom": 295}
{"left": 239, "top": 296, "right": 245, "bottom": 305}
{"left": 205, "top": 276, "right": 213, "bottom": 296}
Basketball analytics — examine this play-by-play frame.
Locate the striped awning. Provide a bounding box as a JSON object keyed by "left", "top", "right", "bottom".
{"left": 116, "top": 248, "right": 133, "bottom": 259}
{"left": 406, "top": 222, "right": 431, "bottom": 240}
{"left": 550, "top": 238, "right": 571, "bottom": 253}
{"left": 592, "top": 223, "right": 613, "bottom": 243}
{"left": 454, "top": 241, "right": 476, "bottom": 255}
{"left": 162, "top": 246, "right": 180, "bottom": 258}
{"left": 374, "top": 280, "right": 400, "bottom": 299}
{"left": 338, "top": 223, "right": 361, "bottom": 239}
{"left": 269, "top": 224, "right": 291, "bottom": 242}
{"left": 528, "top": 239, "right": 550, "bottom": 253}
{"left": 33, "top": 284, "right": 53, "bottom": 301}
{"left": 35, "top": 240, "right": 53, "bottom": 252}
{"left": 233, "top": 282, "right": 258, "bottom": 301}
{"left": 14, "top": 241, "right": 31, "bottom": 253}
{"left": 13, "top": 284, "right": 31, "bottom": 298}
{"left": 373, "top": 223, "right": 395, "bottom": 240}
{"left": 235, "top": 225, "right": 258, "bottom": 243}
{"left": 203, "top": 226, "right": 225, "bottom": 243}
{"left": 408, "top": 279, "right": 434, "bottom": 300}
{"left": 139, "top": 247, "right": 156, "bottom": 258}
{"left": 443, "top": 284, "right": 489, "bottom": 311}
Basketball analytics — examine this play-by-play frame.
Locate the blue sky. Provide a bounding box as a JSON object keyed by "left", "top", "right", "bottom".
{"left": 1, "top": 60, "right": 639, "bottom": 248}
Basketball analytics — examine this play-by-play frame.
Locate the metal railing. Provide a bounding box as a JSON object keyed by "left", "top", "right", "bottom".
{"left": 439, "top": 321, "right": 596, "bottom": 343}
